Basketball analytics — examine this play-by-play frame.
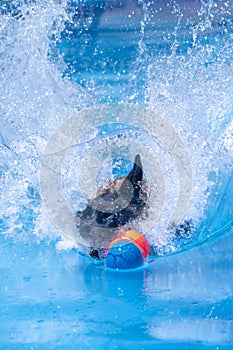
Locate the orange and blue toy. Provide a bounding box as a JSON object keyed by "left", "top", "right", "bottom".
{"left": 106, "top": 230, "right": 150, "bottom": 270}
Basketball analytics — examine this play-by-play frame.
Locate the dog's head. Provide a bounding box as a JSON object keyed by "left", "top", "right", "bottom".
{"left": 76, "top": 154, "right": 148, "bottom": 249}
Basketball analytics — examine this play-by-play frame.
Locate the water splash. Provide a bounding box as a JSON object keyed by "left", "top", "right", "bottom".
{"left": 0, "top": 0, "right": 232, "bottom": 256}
{"left": 0, "top": 0, "right": 88, "bottom": 242}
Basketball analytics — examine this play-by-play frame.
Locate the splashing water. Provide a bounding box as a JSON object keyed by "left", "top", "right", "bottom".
{"left": 0, "top": 0, "right": 232, "bottom": 256}
{"left": 0, "top": 0, "right": 88, "bottom": 241}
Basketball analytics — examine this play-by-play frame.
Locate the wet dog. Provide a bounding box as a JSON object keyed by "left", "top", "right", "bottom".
{"left": 76, "top": 154, "right": 148, "bottom": 256}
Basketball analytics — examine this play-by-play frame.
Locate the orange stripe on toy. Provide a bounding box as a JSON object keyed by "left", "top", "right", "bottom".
{"left": 123, "top": 230, "right": 150, "bottom": 259}
{"left": 106, "top": 229, "right": 150, "bottom": 259}
{"left": 105, "top": 236, "right": 130, "bottom": 253}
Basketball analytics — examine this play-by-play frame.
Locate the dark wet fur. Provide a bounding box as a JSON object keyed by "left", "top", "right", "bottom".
{"left": 175, "top": 220, "right": 192, "bottom": 238}
{"left": 76, "top": 154, "right": 147, "bottom": 229}
{"left": 76, "top": 154, "right": 193, "bottom": 259}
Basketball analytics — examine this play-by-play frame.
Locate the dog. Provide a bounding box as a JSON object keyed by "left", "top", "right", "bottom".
{"left": 76, "top": 154, "right": 192, "bottom": 259}
{"left": 76, "top": 154, "right": 148, "bottom": 257}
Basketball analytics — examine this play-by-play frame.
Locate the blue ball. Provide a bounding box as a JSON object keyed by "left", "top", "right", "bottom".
{"left": 106, "top": 241, "right": 144, "bottom": 270}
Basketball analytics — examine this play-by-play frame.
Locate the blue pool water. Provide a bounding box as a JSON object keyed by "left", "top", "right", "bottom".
{"left": 1, "top": 0, "right": 233, "bottom": 348}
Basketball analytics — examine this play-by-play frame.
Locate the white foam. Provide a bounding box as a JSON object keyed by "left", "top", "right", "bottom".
{"left": 0, "top": 0, "right": 232, "bottom": 252}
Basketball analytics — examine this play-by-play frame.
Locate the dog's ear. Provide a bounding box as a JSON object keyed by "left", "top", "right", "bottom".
{"left": 126, "top": 154, "right": 143, "bottom": 184}
{"left": 115, "top": 154, "right": 143, "bottom": 200}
